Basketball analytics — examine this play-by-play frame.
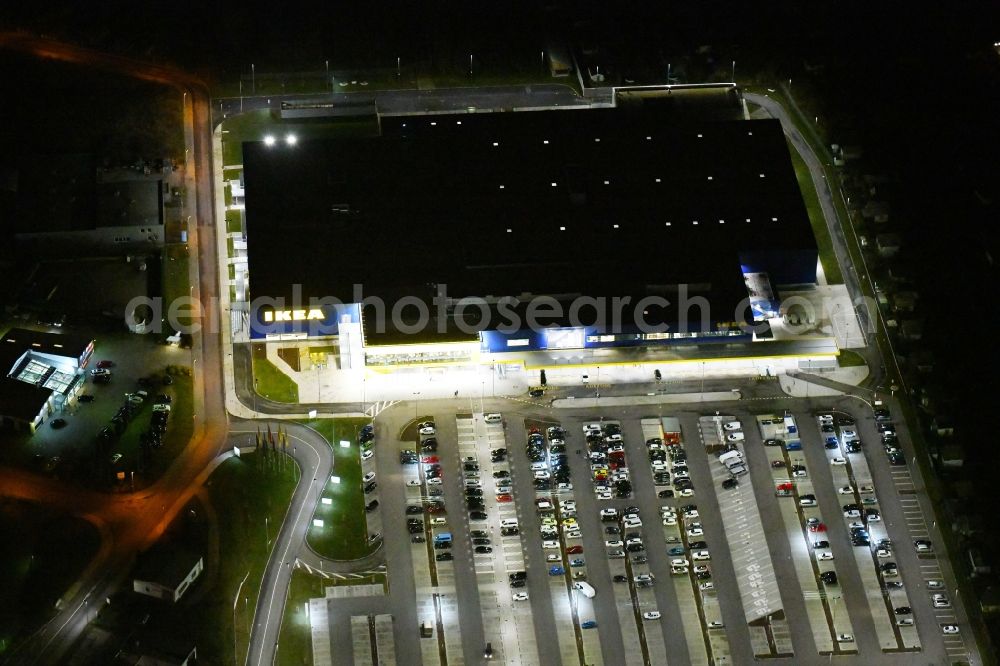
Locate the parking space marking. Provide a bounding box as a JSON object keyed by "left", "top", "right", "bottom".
{"left": 700, "top": 416, "right": 783, "bottom": 657}
{"left": 373, "top": 614, "right": 396, "bottom": 664}
{"left": 351, "top": 615, "right": 374, "bottom": 666}
{"left": 455, "top": 415, "right": 540, "bottom": 665}
{"left": 644, "top": 416, "right": 716, "bottom": 666}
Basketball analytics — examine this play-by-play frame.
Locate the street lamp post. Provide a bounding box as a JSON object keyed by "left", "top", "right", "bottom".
{"left": 469, "top": 54, "right": 473, "bottom": 77}
{"left": 265, "top": 515, "right": 270, "bottom": 547}
{"left": 251, "top": 63, "right": 256, "bottom": 94}
{"left": 732, "top": 60, "right": 736, "bottom": 82}
{"left": 397, "top": 56, "right": 401, "bottom": 79}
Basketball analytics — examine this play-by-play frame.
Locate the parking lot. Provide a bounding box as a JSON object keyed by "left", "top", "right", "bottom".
{"left": 328, "top": 396, "right": 976, "bottom": 666}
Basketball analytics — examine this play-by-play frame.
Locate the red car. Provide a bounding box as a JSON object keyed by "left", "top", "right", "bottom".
{"left": 566, "top": 545, "right": 584, "bottom": 554}
{"left": 808, "top": 523, "right": 827, "bottom": 533}
{"left": 421, "top": 456, "right": 439, "bottom": 464}
{"left": 496, "top": 494, "right": 513, "bottom": 503}
{"left": 96, "top": 360, "right": 114, "bottom": 369}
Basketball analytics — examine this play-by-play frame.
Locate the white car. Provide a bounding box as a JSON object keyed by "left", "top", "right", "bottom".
{"left": 876, "top": 548, "right": 891, "bottom": 558}
{"left": 419, "top": 426, "right": 436, "bottom": 436}
{"left": 692, "top": 550, "right": 711, "bottom": 561}
{"left": 688, "top": 527, "right": 704, "bottom": 537}
{"left": 932, "top": 594, "right": 951, "bottom": 608}
{"left": 464, "top": 479, "right": 482, "bottom": 487}
{"left": 671, "top": 566, "right": 689, "bottom": 575}
{"left": 634, "top": 573, "right": 655, "bottom": 582}
{"left": 430, "top": 517, "right": 447, "bottom": 525}
{"left": 543, "top": 540, "right": 560, "bottom": 549}
{"left": 831, "top": 457, "right": 847, "bottom": 466}
{"left": 625, "top": 537, "right": 643, "bottom": 546}
{"left": 942, "top": 625, "right": 960, "bottom": 634}
{"left": 599, "top": 508, "right": 619, "bottom": 519}
{"left": 699, "top": 582, "right": 715, "bottom": 590}
{"left": 818, "top": 552, "right": 834, "bottom": 561}
{"left": 597, "top": 489, "right": 613, "bottom": 500}
{"left": 662, "top": 517, "right": 677, "bottom": 526}
{"left": 623, "top": 518, "right": 642, "bottom": 528}
{"left": 562, "top": 500, "right": 577, "bottom": 511}
{"left": 361, "top": 449, "right": 374, "bottom": 460}
{"left": 673, "top": 470, "right": 690, "bottom": 480}
{"left": 557, "top": 482, "right": 573, "bottom": 492}
{"left": 842, "top": 430, "right": 857, "bottom": 439}
{"left": 726, "top": 432, "right": 744, "bottom": 442}
{"left": 694, "top": 565, "right": 710, "bottom": 574}
{"left": 897, "top": 618, "right": 914, "bottom": 626}
{"left": 838, "top": 486, "right": 854, "bottom": 495}
{"left": 427, "top": 478, "right": 443, "bottom": 485}
{"left": 605, "top": 540, "right": 624, "bottom": 548}
{"left": 513, "top": 592, "right": 529, "bottom": 601}
{"left": 858, "top": 485, "right": 874, "bottom": 493}
{"left": 843, "top": 509, "right": 860, "bottom": 518}
{"left": 927, "top": 580, "right": 945, "bottom": 590}
{"left": 683, "top": 509, "right": 699, "bottom": 518}
{"left": 792, "top": 469, "right": 808, "bottom": 478}
{"left": 837, "top": 634, "right": 854, "bottom": 642}
{"left": 723, "top": 421, "right": 742, "bottom": 431}
{"left": 534, "top": 470, "right": 551, "bottom": 480}
{"left": 546, "top": 553, "right": 560, "bottom": 562}
{"left": 565, "top": 530, "right": 582, "bottom": 539}
{"left": 362, "top": 472, "right": 376, "bottom": 483}
{"left": 670, "top": 558, "right": 689, "bottom": 567}
{"left": 678, "top": 489, "right": 695, "bottom": 497}
{"left": 708, "top": 621, "right": 724, "bottom": 628}
{"left": 642, "top": 611, "right": 662, "bottom": 620}
{"left": 406, "top": 479, "right": 421, "bottom": 486}
{"left": 801, "top": 498, "right": 818, "bottom": 507}
{"left": 536, "top": 499, "right": 553, "bottom": 510}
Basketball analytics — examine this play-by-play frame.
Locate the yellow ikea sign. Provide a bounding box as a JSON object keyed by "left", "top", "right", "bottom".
{"left": 263, "top": 309, "right": 325, "bottom": 323}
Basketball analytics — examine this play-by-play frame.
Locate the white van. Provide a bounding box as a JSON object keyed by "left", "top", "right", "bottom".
{"left": 485, "top": 413, "right": 502, "bottom": 423}
{"left": 723, "top": 421, "right": 742, "bottom": 431}
{"left": 573, "top": 581, "right": 596, "bottom": 598}
{"left": 718, "top": 450, "right": 743, "bottom": 466}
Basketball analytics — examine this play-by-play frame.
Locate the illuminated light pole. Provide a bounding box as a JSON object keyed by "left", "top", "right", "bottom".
{"left": 732, "top": 60, "right": 736, "bottom": 82}
{"left": 251, "top": 63, "right": 256, "bottom": 94}
{"left": 397, "top": 56, "right": 401, "bottom": 79}
{"left": 469, "top": 54, "right": 473, "bottom": 77}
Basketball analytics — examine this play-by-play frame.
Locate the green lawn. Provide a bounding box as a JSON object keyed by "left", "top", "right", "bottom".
{"left": 87, "top": 453, "right": 299, "bottom": 665}
{"left": 0, "top": 499, "right": 100, "bottom": 657}
{"left": 277, "top": 570, "right": 387, "bottom": 666}
{"left": 299, "top": 418, "right": 377, "bottom": 561}
{"left": 787, "top": 140, "right": 844, "bottom": 284}
{"left": 225, "top": 209, "right": 243, "bottom": 234}
{"left": 838, "top": 349, "right": 867, "bottom": 368}
{"left": 220, "top": 110, "right": 379, "bottom": 166}
{"left": 224, "top": 183, "right": 232, "bottom": 206}
{"left": 252, "top": 343, "right": 299, "bottom": 403}
{"left": 223, "top": 167, "right": 243, "bottom": 180}
{"left": 162, "top": 243, "right": 192, "bottom": 329}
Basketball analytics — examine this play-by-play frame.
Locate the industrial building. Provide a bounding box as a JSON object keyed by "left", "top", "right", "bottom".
{"left": 0, "top": 328, "right": 94, "bottom": 431}
{"left": 240, "top": 104, "right": 828, "bottom": 370}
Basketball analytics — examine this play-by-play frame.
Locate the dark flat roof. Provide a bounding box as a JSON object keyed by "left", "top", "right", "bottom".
{"left": 244, "top": 107, "right": 815, "bottom": 330}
